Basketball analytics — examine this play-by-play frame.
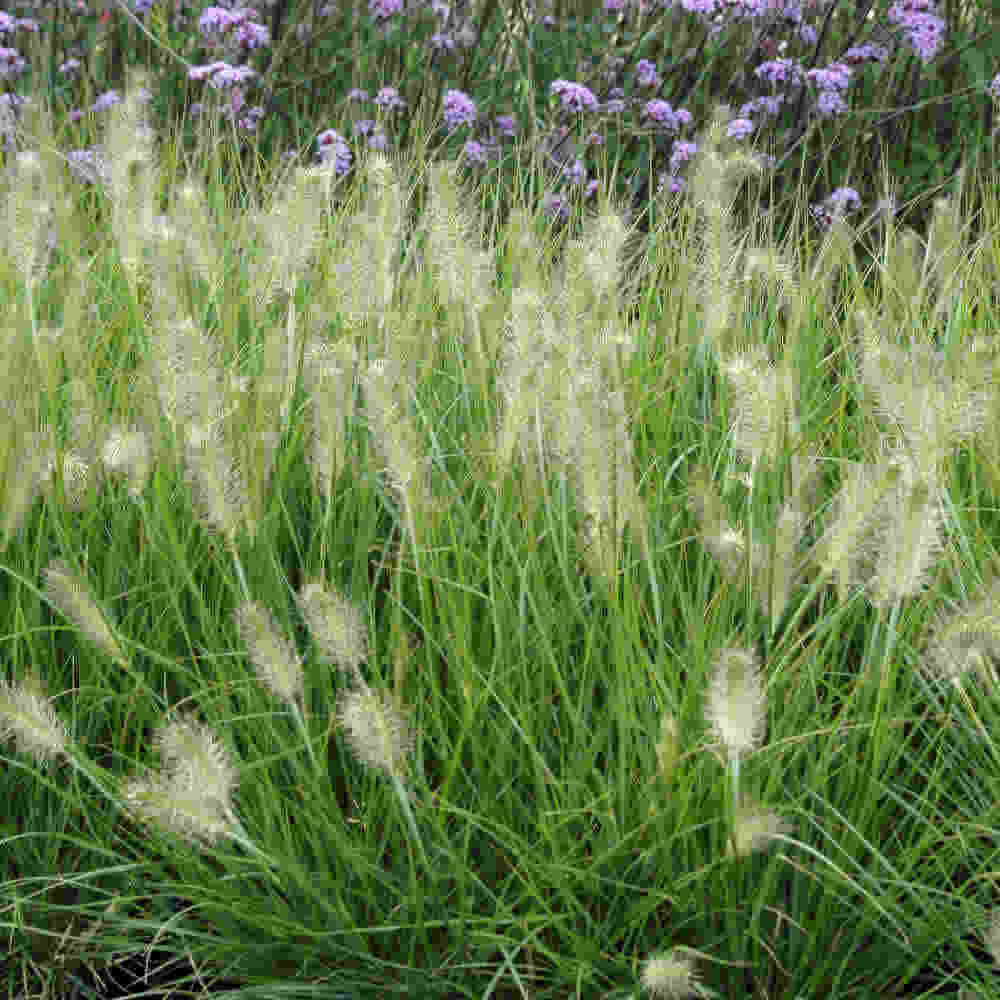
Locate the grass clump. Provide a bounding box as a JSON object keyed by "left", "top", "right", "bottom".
{"left": 2, "top": 69, "right": 1000, "bottom": 1000}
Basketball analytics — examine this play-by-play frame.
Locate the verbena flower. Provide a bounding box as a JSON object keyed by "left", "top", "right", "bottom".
{"left": 550, "top": 79, "right": 599, "bottom": 113}
{"left": 442, "top": 88, "right": 477, "bottom": 130}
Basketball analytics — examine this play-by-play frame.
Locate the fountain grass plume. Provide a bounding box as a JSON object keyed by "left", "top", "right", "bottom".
{"left": 300, "top": 334, "right": 361, "bottom": 548}
{"left": 119, "top": 710, "right": 278, "bottom": 871}
{"left": 326, "top": 150, "right": 409, "bottom": 345}
{"left": 360, "top": 355, "right": 443, "bottom": 563}
{"left": 294, "top": 577, "right": 369, "bottom": 690}
{"left": 856, "top": 312, "right": 995, "bottom": 479}
{"left": 640, "top": 946, "right": 713, "bottom": 999}
{"left": 42, "top": 558, "right": 130, "bottom": 672}
{"left": 0, "top": 668, "right": 134, "bottom": 819}
{"left": 810, "top": 455, "right": 903, "bottom": 604}
{"left": 705, "top": 645, "right": 766, "bottom": 815}
{"left": 687, "top": 105, "right": 763, "bottom": 356}
{"left": 424, "top": 159, "right": 496, "bottom": 395}
{"left": 922, "top": 576, "right": 1000, "bottom": 688}
{"left": 334, "top": 678, "right": 428, "bottom": 869}
{"left": 233, "top": 599, "right": 319, "bottom": 774}
{"left": 686, "top": 463, "right": 748, "bottom": 584}
{"left": 103, "top": 67, "right": 159, "bottom": 287}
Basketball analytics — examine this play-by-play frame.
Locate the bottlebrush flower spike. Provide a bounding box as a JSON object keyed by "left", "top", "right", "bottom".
{"left": 234, "top": 600, "right": 305, "bottom": 709}
{"left": 336, "top": 681, "right": 415, "bottom": 784}
{"left": 726, "top": 801, "right": 790, "bottom": 858}
{"left": 122, "top": 712, "right": 241, "bottom": 847}
{"left": 295, "top": 578, "right": 368, "bottom": 685}
{"left": 0, "top": 669, "right": 70, "bottom": 768}
{"left": 706, "top": 645, "right": 766, "bottom": 765}
{"left": 640, "top": 947, "right": 707, "bottom": 999}
{"left": 43, "top": 558, "right": 128, "bottom": 669}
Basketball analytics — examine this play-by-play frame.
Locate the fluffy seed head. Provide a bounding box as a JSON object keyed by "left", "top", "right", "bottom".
{"left": 234, "top": 600, "right": 306, "bottom": 709}
{"left": 122, "top": 769, "right": 235, "bottom": 847}
{"left": 336, "top": 682, "right": 415, "bottom": 783}
{"left": 727, "top": 802, "right": 791, "bottom": 858}
{"left": 923, "top": 578, "right": 1000, "bottom": 687}
{"left": 640, "top": 948, "right": 704, "bottom": 999}
{"left": 295, "top": 579, "right": 368, "bottom": 682}
{"left": 984, "top": 910, "right": 1000, "bottom": 965}
{"left": 152, "top": 712, "right": 239, "bottom": 805}
{"left": 101, "top": 425, "right": 153, "bottom": 500}
{"left": 43, "top": 558, "right": 128, "bottom": 668}
{"left": 0, "top": 670, "right": 69, "bottom": 767}
{"left": 706, "top": 645, "right": 766, "bottom": 763}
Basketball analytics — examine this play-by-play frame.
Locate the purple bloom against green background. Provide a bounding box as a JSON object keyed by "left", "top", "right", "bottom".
{"left": 669, "top": 140, "right": 699, "bottom": 173}
{"left": 563, "top": 158, "right": 586, "bottom": 184}
{"left": 317, "top": 128, "right": 352, "bottom": 175}
{"left": 231, "top": 17, "right": 270, "bottom": 51}
{"left": 642, "top": 99, "right": 691, "bottom": 132}
{"left": 91, "top": 90, "right": 121, "bottom": 112}
{"left": 462, "top": 139, "right": 497, "bottom": 166}
{"left": 430, "top": 32, "right": 456, "bottom": 51}
{"left": 755, "top": 57, "right": 805, "bottom": 89}
{"left": 346, "top": 88, "right": 369, "bottom": 102}
{"left": 658, "top": 171, "right": 686, "bottom": 194}
{"left": 199, "top": 6, "right": 236, "bottom": 39}
{"left": 442, "top": 88, "right": 477, "bottom": 130}
{"left": 740, "top": 94, "right": 785, "bottom": 118}
{"left": 208, "top": 64, "right": 257, "bottom": 90}
{"left": 189, "top": 61, "right": 229, "bottom": 82}
{"left": 542, "top": 192, "right": 569, "bottom": 219}
{"left": 353, "top": 119, "right": 389, "bottom": 150}
{"left": 369, "top": 0, "right": 403, "bottom": 20}
{"left": 990, "top": 73, "right": 1000, "bottom": 102}
{"left": 727, "top": 117, "right": 755, "bottom": 139}
{"left": 888, "top": 0, "right": 946, "bottom": 62}
{"left": 635, "top": 59, "right": 661, "bottom": 89}
{"left": 0, "top": 46, "right": 25, "bottom": 79}
{"left": 550, "top": 79, "right": 599, "bottom": 113}
{"left": 807, "top": 62, "right": 851, "bottom": 92}
{"left": 66, "top": 148, "right": 110, "bottom": 186}
{"left": 494, "top": 114, "right": 518, "bottom": 139}
{"left": 843, "top": 42, "right": 890, "bottom": 65}
{"left": 815, "top": 90, "right": 848, "bottom": 116}
{"left": 374, "top": 86, "right": 405, "bottom": 110}
{"left": 811, "top": 186, "right": 862, "bottom": 227}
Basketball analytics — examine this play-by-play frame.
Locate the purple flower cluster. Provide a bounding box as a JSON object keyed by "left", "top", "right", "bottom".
{"left": 442, "top": 88, "right": 477, "bottom": 130}
{"left": 887, "top": 0, "right": 946, "bottom": 63}
{"left": 810, "top": 186, "right": 862, "bottom": 228}
{"left": 642, "top": 100, "right": 693, "bottom": 132}
{"left": 198, "top": 6, "right": 269, "bottom": 50}
{"left": 316, "top": 128, "right": 353, "bottom": 175}
{"left": 369, "top": 0, "right": 404, "bottom": 20}
{"left": 550, "top": 79, "right": 600, "bottom": 113}
{"left": 635, "top": 58, "right": 661, "bottom": 89}
{"left": 374, "top": 86, "right": 406, "bottom": 111}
